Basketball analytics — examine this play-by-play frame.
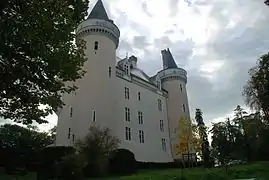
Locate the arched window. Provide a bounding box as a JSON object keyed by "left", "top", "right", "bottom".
{"left": 94, "top": 41, "right": 98, "bottom": 50}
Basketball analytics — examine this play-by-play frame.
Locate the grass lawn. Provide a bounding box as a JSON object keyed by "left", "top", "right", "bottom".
{"left": 1, "top": 162, "right": 269, "bottom": 180}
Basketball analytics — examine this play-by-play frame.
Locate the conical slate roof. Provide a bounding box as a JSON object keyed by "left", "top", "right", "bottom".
{"left": 87, "top": 0, "right": 110, "bottom": 20}
{"left": 161, "top": 48, "right": 178, "bottom": 69}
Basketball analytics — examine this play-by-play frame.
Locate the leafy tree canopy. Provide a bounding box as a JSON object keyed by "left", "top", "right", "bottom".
{"left": 243, "top": 53, "right": 269, "bottom": 122}
{"left": 0, "top": 0, "right": 89, "bottom": 124}
{"left": 0, "top": 124, "right": 54, "bottom": 150}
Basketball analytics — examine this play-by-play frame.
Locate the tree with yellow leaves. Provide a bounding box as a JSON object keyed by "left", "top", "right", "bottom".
{"left": 174, "top": 116, "right": 203, "bottom": 165}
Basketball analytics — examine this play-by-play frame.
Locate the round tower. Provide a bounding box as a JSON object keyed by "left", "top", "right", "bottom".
{"left": 74, "top": 0, "right": 120, "bottom": 135}
{"left": 156, "top": 48, "right": 190, "bottom": 160}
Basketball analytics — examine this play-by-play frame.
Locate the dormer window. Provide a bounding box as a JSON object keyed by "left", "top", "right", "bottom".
{"left": 124, "top": 64, "right": 129, "bottom": 75}
{"left": 157, "top": 81, "right": 161, "bottom": 89}
{"left": 94, "top": 41, "right": 98, "bottom": 50}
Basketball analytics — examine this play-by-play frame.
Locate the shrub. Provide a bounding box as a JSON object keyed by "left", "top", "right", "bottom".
{"left": 109, "top": 149, "right": 137, "bottom": 175}
{"left": 56, "top": 154, "right": 84, "bottom": 180}
{"left": 75, "top": 125, "right": 120, "bottom": 177}
{"left": 37, "top": 146, "right": 76, "bottom": 179}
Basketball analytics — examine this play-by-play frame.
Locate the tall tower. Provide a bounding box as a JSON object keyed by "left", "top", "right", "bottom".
{"left": 156, "top": 48, "right": 190, "bottom": 160}
{"left": 56, "top": 0, "right": 120, "bottom": 145}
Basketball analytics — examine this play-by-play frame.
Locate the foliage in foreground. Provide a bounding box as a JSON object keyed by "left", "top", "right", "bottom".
{"left": 0, "top": 0, "right": 89, "bottom": 124}
{"left": 109, "top": 162, "right": 269, "bottom": 180}
{"left": 72, "top": 125, "right": 120, "bottom": 177}
{"left": 1, "top": 161, "right": 269, "bottom": 180}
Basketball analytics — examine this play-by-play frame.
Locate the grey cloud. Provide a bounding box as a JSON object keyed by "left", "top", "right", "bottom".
{"left": 111, "top": 0, "right": 269, "bottom": 124}
{"left": 132, "top": 36, "right": 150, "bottom": 49}
{"left": 185, "top": 0, "right": 269, "bottom": 122}
{"left": 154, "top": 36, "right": 173, "bottom": 49}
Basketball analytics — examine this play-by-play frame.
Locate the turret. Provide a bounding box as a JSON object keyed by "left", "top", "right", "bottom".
{"left": 55, "top": 0, "right": 120, "bottom": 146}
{"left": 157, "top": 48, "right": 190, "bottom": 160}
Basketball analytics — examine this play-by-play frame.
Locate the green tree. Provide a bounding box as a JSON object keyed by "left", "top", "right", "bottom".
{"left": 243, "top": 53, "right": 269, "bottom": 122}
{"left": 195, "top": 109, "right": 211, "bottom": 167}
{"left": 0, "top": 124, "right": 53, "bottom": 150}
{"left": 0, "top": 0, "right": 89, "bottom": 124}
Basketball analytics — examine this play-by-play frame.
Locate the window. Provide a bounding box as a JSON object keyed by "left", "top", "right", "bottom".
{"left": 92, "top": 109, "right": 96, "bottom": 122}
{"left": 125, "top": 107, "right": 130, "bottom": 122}
{"left": 124, "top": 64, "right": 129, "bottom": 74}
{"left": 70, "top": 107, "right": 73, "bottom": 117}
{"left": 108, "top": 67, "right": 111, "bottom": 77}
{"left": 158, "top": 99, "right": 162, "bottom": 111}
{"left": 157, "top": 81, "right": 160, "bottom": 88}
{"left": 160, "top": 120, "right": 164, "bottom": 132}
{"left": 94, "top": 41, "right": 98, "bottom": 50}
{"left": 183, "top": 104, "right": 186, "bottom": 112}
{"left": 161, "top": 138, "right": 166, "bottom": 151}
{"left": 138, "top": 111, "right": 143, "bottom": 124}
{"left": 138, "top": 92, "right": 141, "bottom": 101}
{"left": 68, "top": 128, "right": 71, "bottom": 139}
{"left": 72, "top": 134, "right": 75, "bottom": 143}
{"left": 125, "top": 127, "right": 131, "bottom": 141}
{"left": 180, "top": 84, "right": 183, "bottom": 92}
{"left": 139, "top": 130, "right": 145, "bottom": 143}
{"left": 124, "top": 87, "right": 129, "bottom": 99}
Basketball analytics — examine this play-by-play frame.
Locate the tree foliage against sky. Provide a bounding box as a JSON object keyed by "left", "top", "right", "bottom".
{"left": 0, "top": 0, "right": 89, "bottom": 124}
{"left": 195, "top": 109, "right": 211, "bottom": 167}
{"left": 210, "top": 105, "right": 269, "bottom": 165}
{"left": 243, "top": 53, "right": 269, "bottom": 122}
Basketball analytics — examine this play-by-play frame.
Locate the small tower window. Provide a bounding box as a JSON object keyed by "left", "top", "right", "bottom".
{"left": 183, "top": 104, "right": 186, "bottom": 112}
{"left": 108, "top": 67, "right": 111, "bottom": 77}
{"left": 94, "top": 41, "right": 98, "bottom": 50}
{"left": 68, "top": 128, "right": 71, "bottom": 139}
{"left": 180, "top": 84, "right": 183, "bottom": 92}
{"left": 72, "top": 134, "right": 75, "bottom": 143}
{"left": 70, "top": 107, "right": 73, "bottom": 117}
{"left": 92, "top": 109, "right": 96, "bottom": 122}
{"left": 138, "top": 92, "right": 141, "bottom": 101}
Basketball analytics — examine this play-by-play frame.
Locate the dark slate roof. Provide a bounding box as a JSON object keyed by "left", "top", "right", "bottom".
{"left": 87, "top": 0, "right": 110, "bottom": 20}
{"left": 161, "top": 48, "right": 178, "bottom": 69}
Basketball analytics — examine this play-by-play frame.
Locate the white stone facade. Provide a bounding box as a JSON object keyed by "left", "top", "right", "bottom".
{"left": 55, "top": 0, "right": 191, "bottom": 163}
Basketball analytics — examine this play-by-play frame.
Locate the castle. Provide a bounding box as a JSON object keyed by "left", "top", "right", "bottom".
{"left": 55, "top": 0, "right": 191, "bottom": 163}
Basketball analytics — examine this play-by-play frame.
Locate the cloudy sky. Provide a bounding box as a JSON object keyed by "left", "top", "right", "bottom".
{"left": 1, "top": 0, "right": 269, "bottom": 130}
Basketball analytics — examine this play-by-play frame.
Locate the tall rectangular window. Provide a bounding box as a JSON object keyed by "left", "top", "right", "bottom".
{"left": 161, "top": 138, "right": 166, "bottom": 152}
{"left": 70, "top": 107, "right": 73, "bottom": 117}
{"left": 160, "top": 120, "right": 164, "bottom": 132}
{"left": 158, "top": 99, "right": 162, "bottom": 111}
{"left": 68, "top": 128, "right": 71, "bottom": 139}
{"left": 108, "top": 67, "right": 111, "bottom": 77}
{"left": 92, "top": 109, "right": 96, "bottom": 122}
{"left": 183, "top": 104, "right": 186, "bottom": 112}
{"left": 138, "top": 92, "right": 141, "bottom": 101}
{"left": 138, "top": 111, "right": 143, "bottom": 124}
{"left": 180, "top": 84, "right": 183, "bottom": 92}
{"left": 94, "top": 41, "right": 98, "bottom": 50}
{"left": 125, "top": 107, "right": 130, "bottom": 122}
{"left": 139, "top": 130, "right": 145, "bottom": 143}
{"left": 72, "top": 134, "right": 75, "bottom": 143}
{"left": 124, "top": 87, "right": 129, "bottom": 99}
{"left": 125, "top": 127, "right": 131, "bottom": 141}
